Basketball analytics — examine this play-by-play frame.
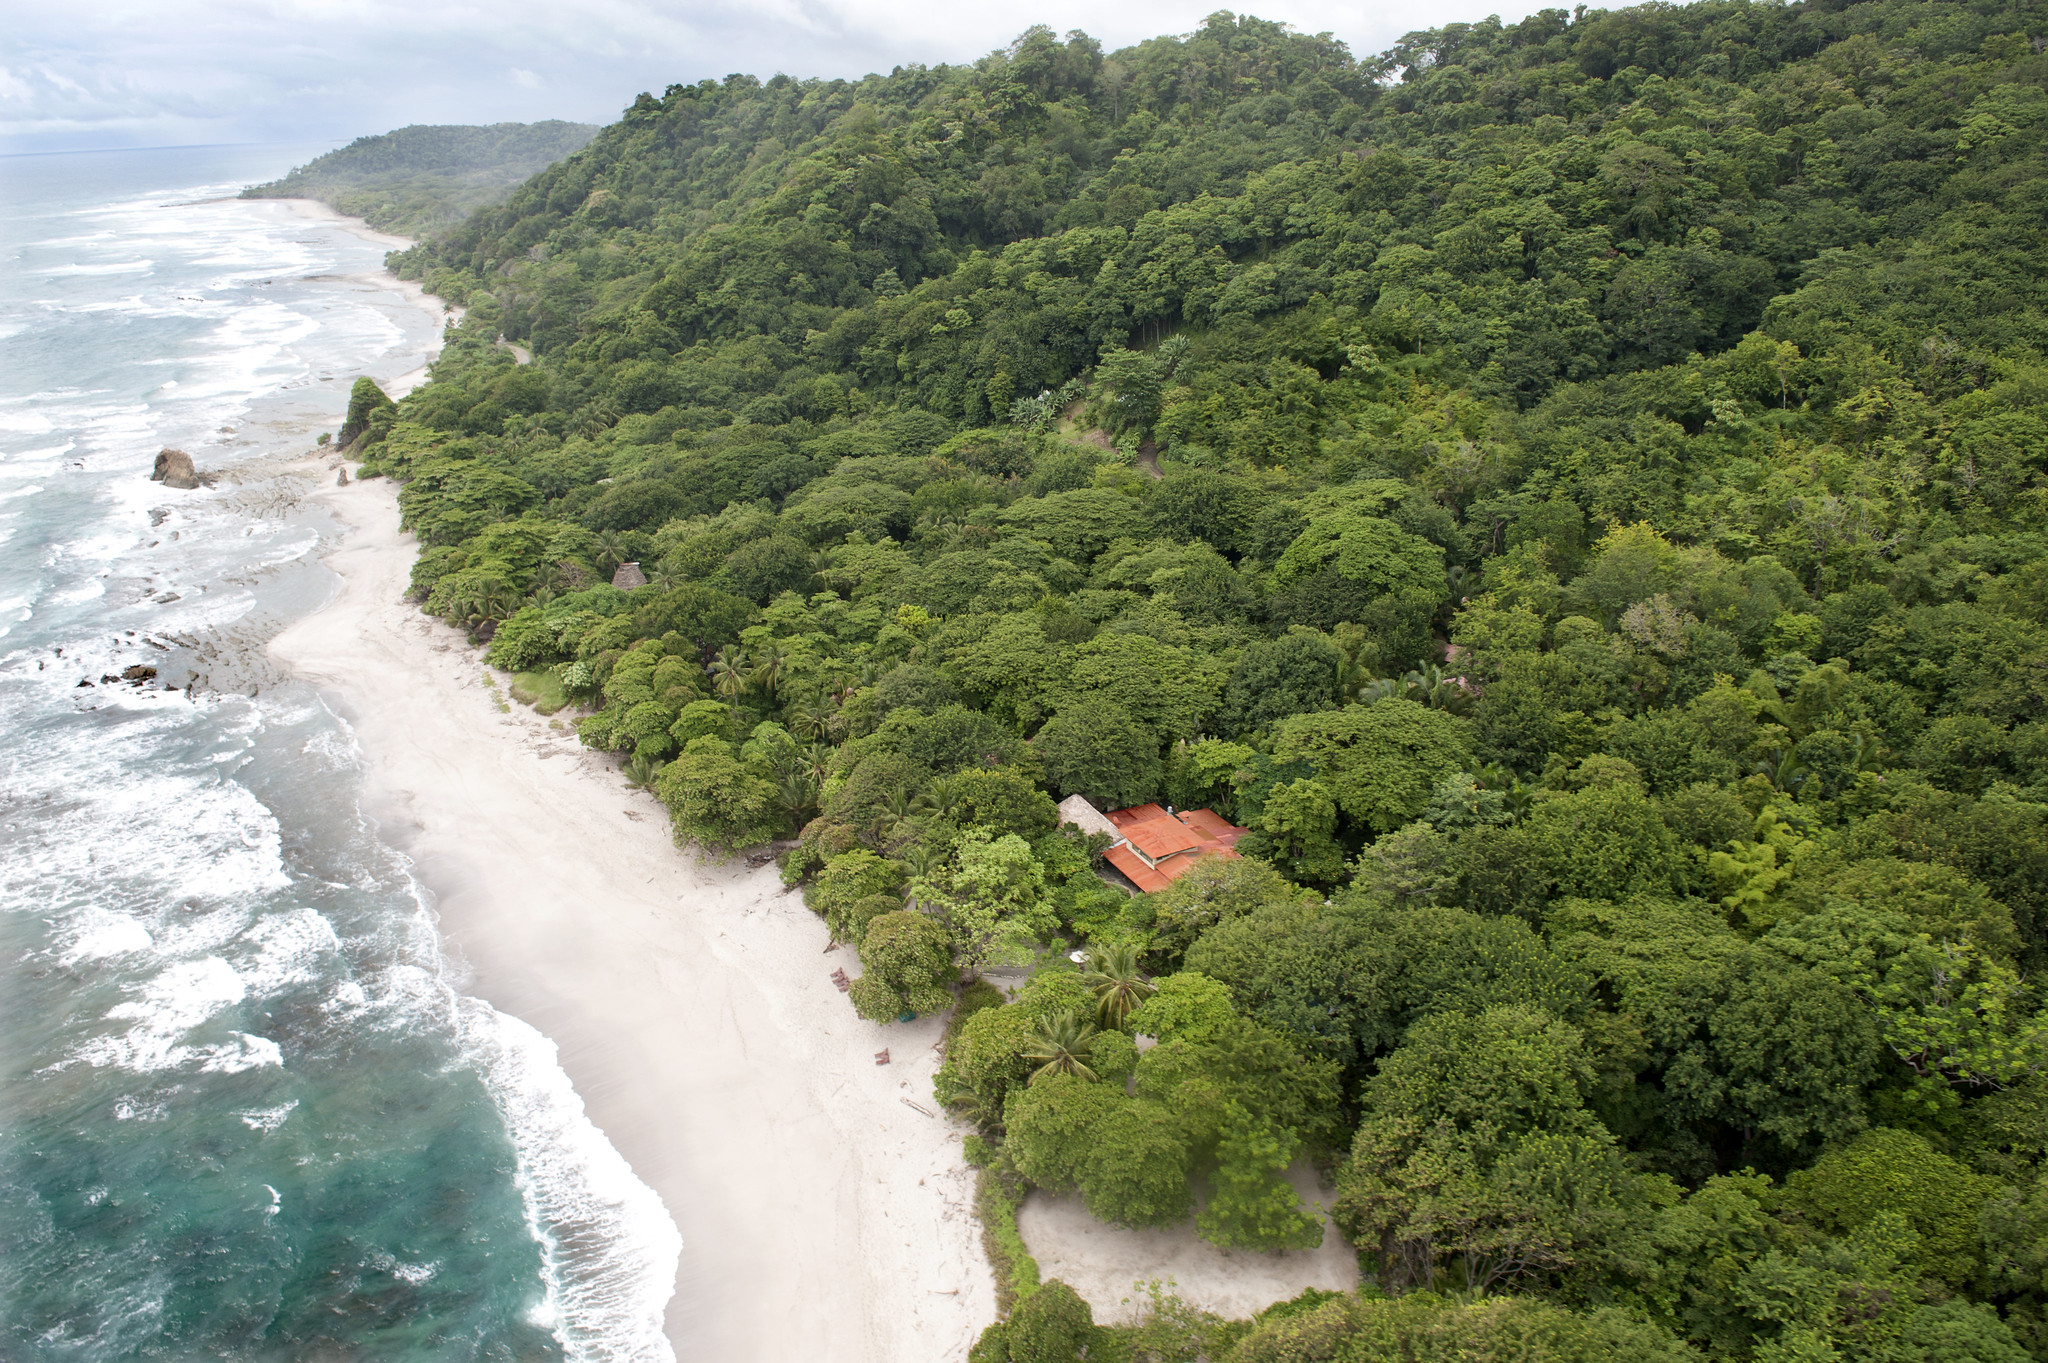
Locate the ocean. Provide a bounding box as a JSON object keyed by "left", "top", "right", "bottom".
{"left": 0, "top": 146, "right": 680, "bottom": 1361}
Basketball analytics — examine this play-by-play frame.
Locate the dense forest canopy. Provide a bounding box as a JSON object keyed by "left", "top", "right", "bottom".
{"left": 243, "top": 121, "right": 599, "bottom": 237}
{"left": 351, "top": 2, "right": 2048, "bottom": 1358}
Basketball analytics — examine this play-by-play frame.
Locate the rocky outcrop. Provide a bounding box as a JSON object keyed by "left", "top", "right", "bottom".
{"left": 611, "top": 561, "right": 648, "bottom": 590}
{"left": 151, "top": 449, "right": 200, "bottom": 489}
{"left": 337, "top": 467, "right": 350, "bottom": 486}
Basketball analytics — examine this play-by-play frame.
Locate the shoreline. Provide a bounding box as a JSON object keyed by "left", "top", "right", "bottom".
{"left": 268, "top": 469, "right": 995, "bottom": 1358}
{"left": 265, "top": 196, "right": 455, "bottom": 396}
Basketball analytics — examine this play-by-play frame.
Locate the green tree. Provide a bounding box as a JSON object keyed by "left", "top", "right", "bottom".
{"left": 1226, "top": 1292, "right": 1698, "bottom": 1363}
{"left": 1034, "top": 697, "right": 1160, "bottom": 808}
{"left": 1076, "top": 1097, "right": 1193, "bottom": 1227}
{"left": 1782, "top": 1127, "right": 2002, "bottom": 1289}
{"left": 1196, "top": 1100, "right": 1323, "bottom": 1251}
{"left": 1272, "top": 513, "right": 1444, "bottom": 601}
{"left": 1127, "top": 971, "right": 1236, "bottom": 1044}
{"left": 969, "top": 1278, "right": 1100, "bottom": 1363}
{"left": 917, "top": 830, "right": 1057, "bottom": 969}
{"left": 1006, "top": 1071, "right": 1123, "bottom": 1189}
{"left": 1145, "top": 856, "right": 1310, "bottom": 967}
{"left": 808, "top": 849, "right": 908, "bottom": 944}
{"left": 1218, "top": 631, "right": 1342, "bottom": 737}
{"left": 1249, "top": 778, "right": 1347, "bottom": 888}
{"left": 848, "top": 910, "right": 956, "bottom": 1021}
{"left": 1272, "top": 700, "right": 1474, "bottom": 835}
{"left": 655, "top": 736, "right": 782, "bottom": 852}
{"left": 1335, "top": 1005, "right": 1671, "bottom": 1292}
{"left": 338, "top": 375, "right": 396, "bottom": 446}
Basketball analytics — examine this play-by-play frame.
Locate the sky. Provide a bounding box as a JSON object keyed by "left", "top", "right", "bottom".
{"left": 0, "top": 0, "right": 1554, "bottom": 157}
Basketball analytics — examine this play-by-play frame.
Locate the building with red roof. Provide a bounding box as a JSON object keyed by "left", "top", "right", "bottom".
{"left": 1058, "top": 797, "right": 1247, "bottom": 894}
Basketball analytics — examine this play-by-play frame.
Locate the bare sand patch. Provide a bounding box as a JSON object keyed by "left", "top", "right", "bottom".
{"left": 1018, "top": 1163, "right": 1359, "bottom": 1324}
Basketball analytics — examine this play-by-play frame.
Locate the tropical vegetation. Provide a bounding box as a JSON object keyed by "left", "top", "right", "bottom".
{"left": 346, "top": 1, "right": 2048, "bottom": 1357}
{"left": 243, "top": 121, "right": 599, "bottom": 237}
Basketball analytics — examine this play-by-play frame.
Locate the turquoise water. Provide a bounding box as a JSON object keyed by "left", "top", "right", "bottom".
{"left": 0, "top": 147, "right": 678, "bottom": 1361}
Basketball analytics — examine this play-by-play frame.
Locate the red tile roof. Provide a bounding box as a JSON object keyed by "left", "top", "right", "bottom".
{"left": 1104, "top": 844, "right": 1173, "bottom": 893}
{"left": 1175, "top": 808, "right": 1245, "bottom": 849}
{"left": 1098, "top": 803, "right": 1249, "bottom": 892}
{"left": 1122, "top": 817, "right": 1208, "bottom": 862}
{"left": 1107, "top": 803, "right": 1170, "bottom": 830}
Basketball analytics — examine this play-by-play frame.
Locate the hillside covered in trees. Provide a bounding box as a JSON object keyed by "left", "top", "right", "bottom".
{"left": 243, "top": 121, "right": 598, "bottom": 237}
{"left": 351, "top": 2, "right": 2048, "bottom": 1358}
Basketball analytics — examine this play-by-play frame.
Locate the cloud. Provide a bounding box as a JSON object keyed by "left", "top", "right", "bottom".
{"left": 0, "top": 0, "right": 1551, "bottom": 155}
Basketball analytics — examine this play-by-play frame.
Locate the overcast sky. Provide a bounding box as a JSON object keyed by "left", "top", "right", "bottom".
{"left": 1, "top": 1, "right": 1551, "bottom": 156}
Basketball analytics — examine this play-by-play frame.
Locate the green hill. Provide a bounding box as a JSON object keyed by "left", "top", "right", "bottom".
{"left": 362, "top": 5, "right": 2048, "bottom": 1358}
{"left": 243, "top": 120, "right": 599, "bottom": 238}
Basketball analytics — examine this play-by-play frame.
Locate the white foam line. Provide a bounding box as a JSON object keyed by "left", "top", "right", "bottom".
{"left": 459, "top": 997, "right": 682, "bottom": 1363}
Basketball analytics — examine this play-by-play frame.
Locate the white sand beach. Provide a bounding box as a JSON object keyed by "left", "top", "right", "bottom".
{"left": 270, "top": 472, "right": 996, "bottom": 1360}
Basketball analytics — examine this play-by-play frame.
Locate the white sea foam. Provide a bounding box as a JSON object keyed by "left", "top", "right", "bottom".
{"left": 232, "top": 908, "right": 340, "bottom": 995}
{"left": 460, "top": 1000, "right": 683, "bottom": 1363}
{"left": 59, "top": 909, "right": 155, "bottom": 964}
{"left": 238, "top": 1099, "right": 298, "bottom": 1132}
{"left": 369, "top": 1249, "right": 441, "bottom": 1286}
{"left": 40, "top": 260, "right": 154, "bottom": 278}
{"left": 198, "top": 1031, "right": 283, "bottom": 1073}
{"left": 79, "top": 955, "right": 247, "bottom": 1073}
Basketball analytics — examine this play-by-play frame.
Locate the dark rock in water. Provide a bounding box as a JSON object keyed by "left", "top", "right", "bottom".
{"left": 611, "top": 561, "right": 648, "bottom": 590}
{"left": 121, "top": 665, "right": 157, "bottom": 684}
{"left": 152, "top": 449, "right": 200, "bottom": 489}
{"left": 76, "top": 678, "right": 94, "bottom": 688}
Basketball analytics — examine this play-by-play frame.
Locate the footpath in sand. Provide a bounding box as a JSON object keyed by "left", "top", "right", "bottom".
{"left": 270, "top": 471, "right": 995, "bottom": 1361}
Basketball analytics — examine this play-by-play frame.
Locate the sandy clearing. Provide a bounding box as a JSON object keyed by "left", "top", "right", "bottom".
{"left": 1018, "top": 1163, "right": 1359, "bottom": 1324}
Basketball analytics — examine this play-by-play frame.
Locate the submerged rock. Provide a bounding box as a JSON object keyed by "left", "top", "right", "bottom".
{"left": 151, "top": 449, "right": 200, "bottom": 489}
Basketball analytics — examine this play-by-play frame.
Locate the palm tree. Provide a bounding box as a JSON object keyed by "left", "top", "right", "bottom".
{"left": 774, "top": 771, "right": 818, "bottom": 828}
{"left": 708, "top": 646, "right": 749, "bottom": 703}
{"left": 911, "top": 775, "right": 963, "bottom": 822}
{"left": 595, "top": 531, "right": 631, "bottom": 577}
{"left": 874, "top": 786, "right": 915, "bottom": 847}
{"left": 623, "top": 751, "right": 664, "bottom": 790}
{"left": 481, "top": 580, "right": 522, "bottom": 624}
{"left": 1022, "top": 1011, "right": 1100, "bottom": 1085}
{"left": 785, "top": 693, "right": 831, "bottom": 742}
{"left": 900, "top": 842, "right": 939, "bottom": 882}
{"left": 750, "top": 643, "right": 788, "bottom": 701}
{"left": 1847, "top": 732, "right": 1889, "bottom": 774}
{"left": 1754, "top": 747, "right": 1809, "bottom": 794}
{"left": 575, "top": 399, "right": 621, "bottom": 439}
{"left": 1079, "top": 944, "right": 1154, "bottom": 1030}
